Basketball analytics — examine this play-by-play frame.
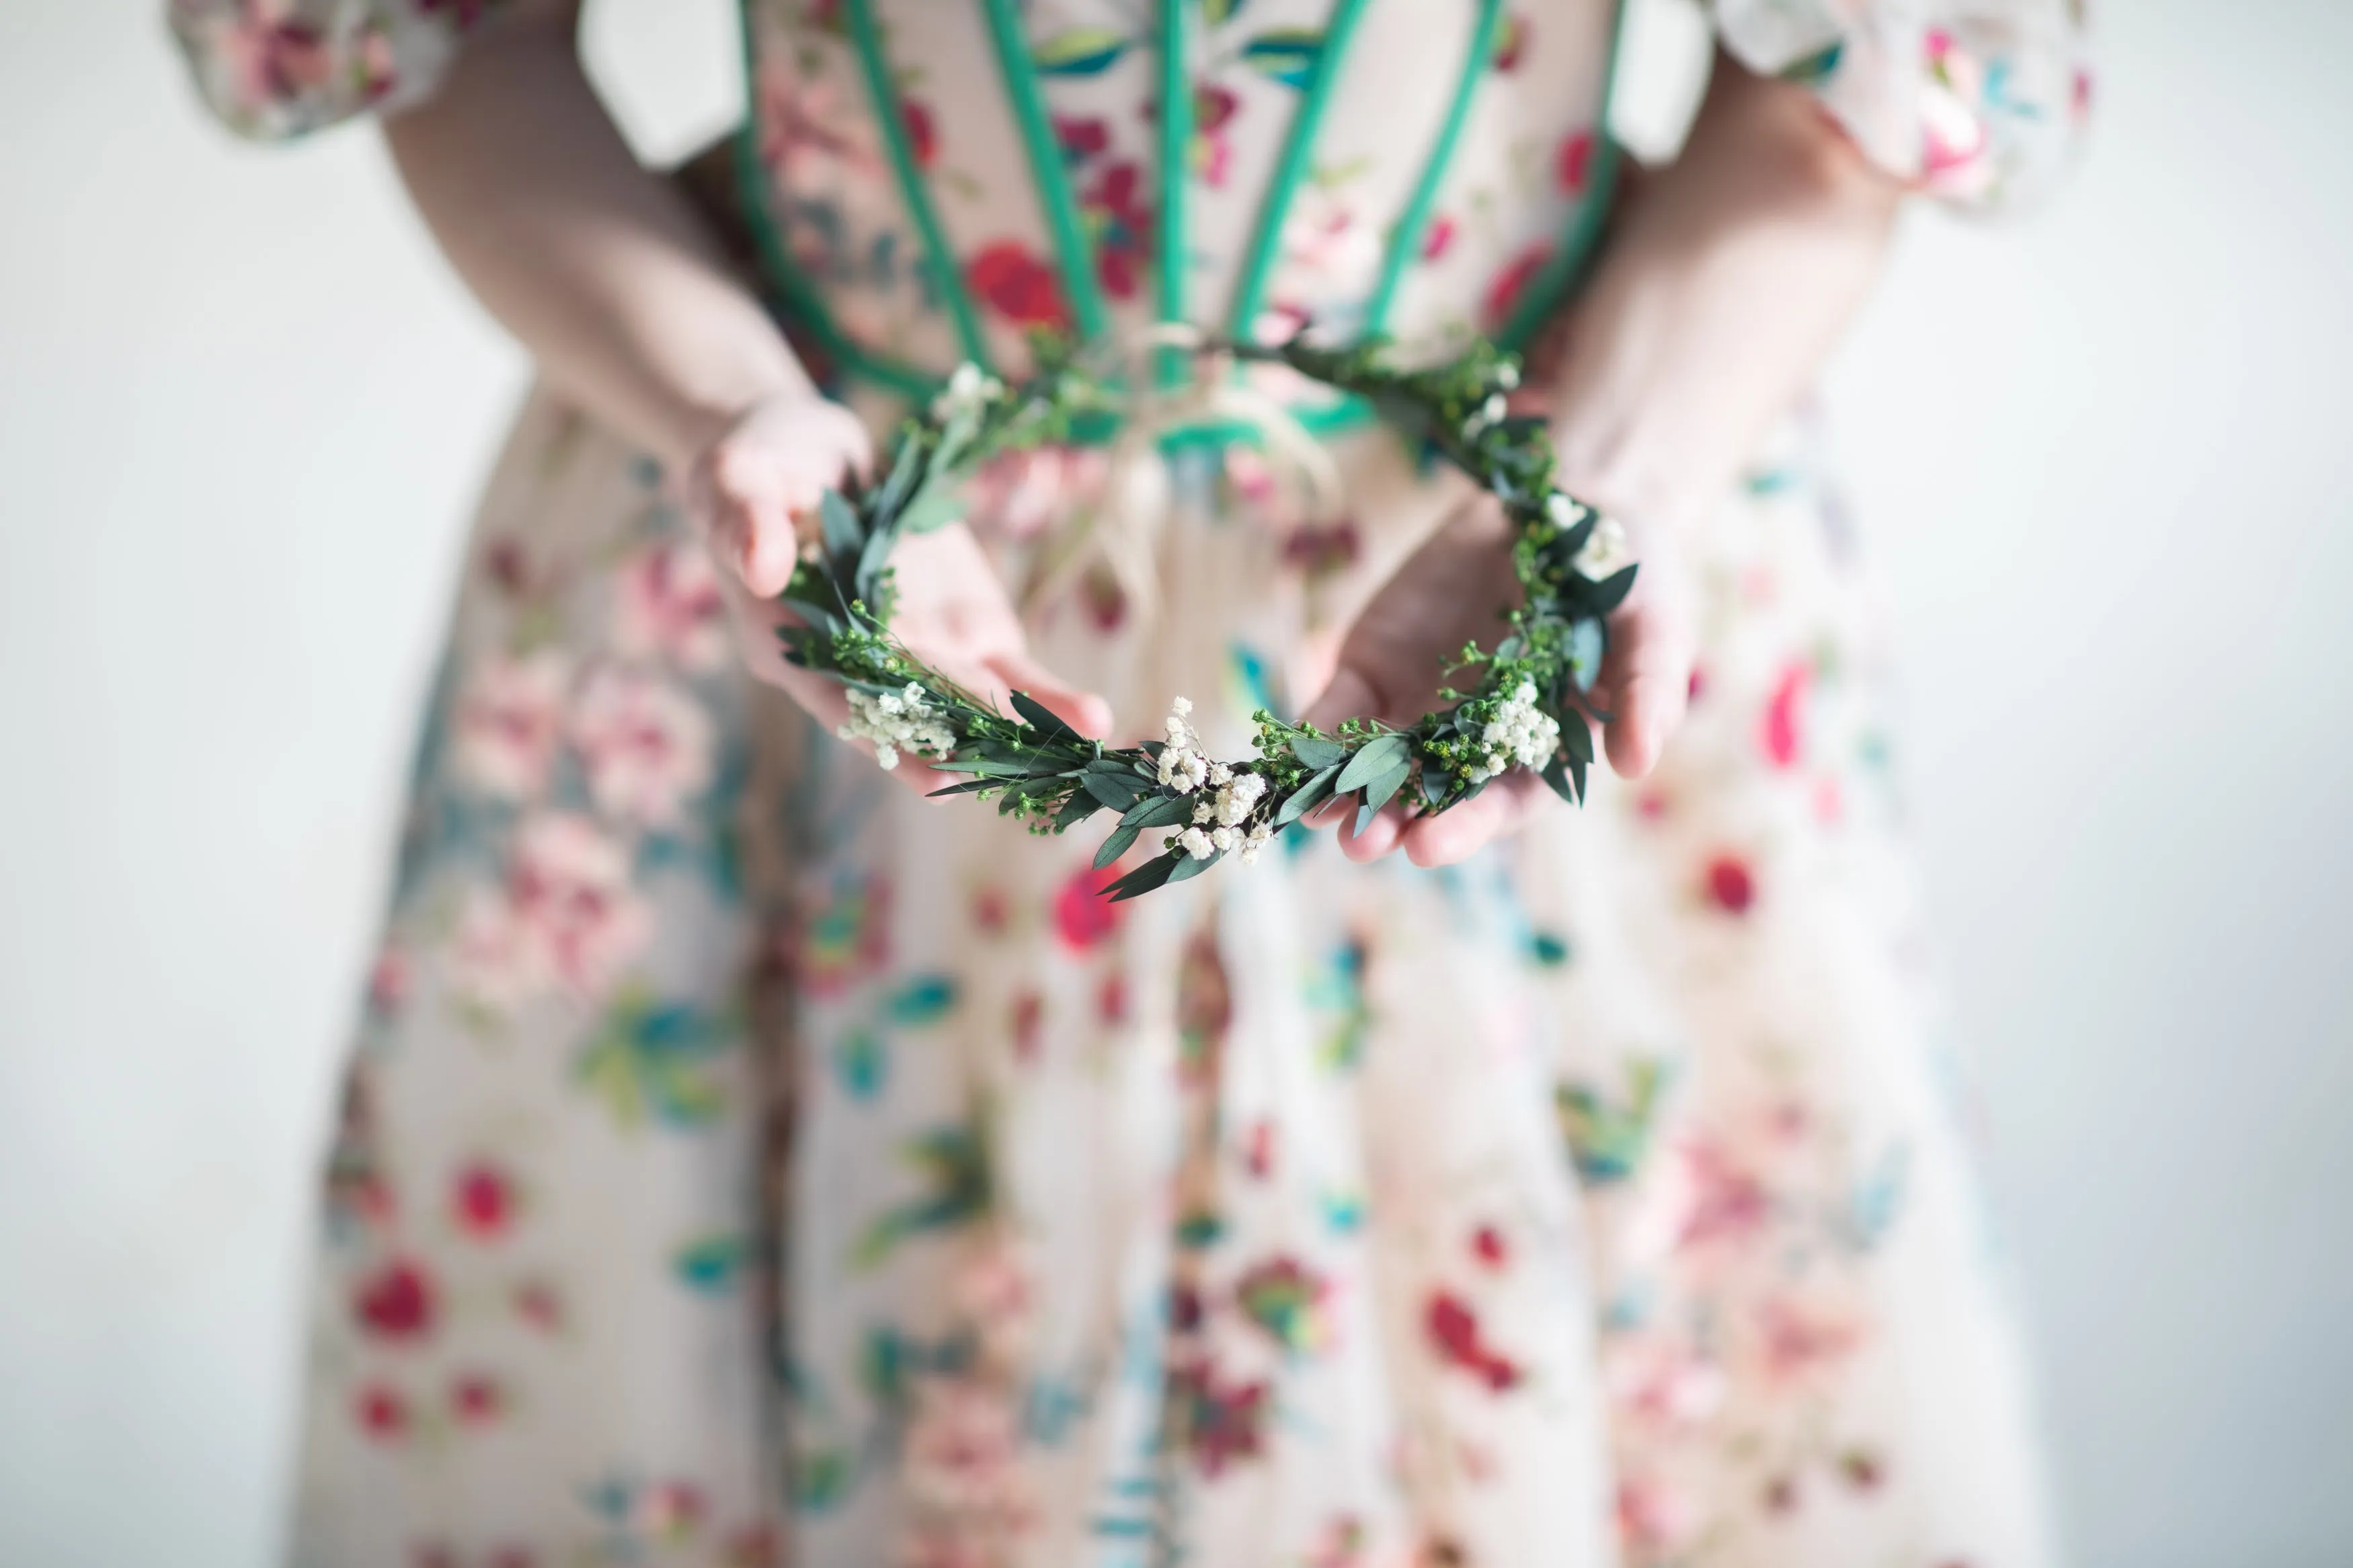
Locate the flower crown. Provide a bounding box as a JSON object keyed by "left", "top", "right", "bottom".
{"left": 774, "top": 334, "right": 1635, "bottom": 901}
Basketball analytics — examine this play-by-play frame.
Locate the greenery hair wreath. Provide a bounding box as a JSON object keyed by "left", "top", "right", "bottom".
{"left": 774, "top": 334, "right": 1637, "bottom": 901}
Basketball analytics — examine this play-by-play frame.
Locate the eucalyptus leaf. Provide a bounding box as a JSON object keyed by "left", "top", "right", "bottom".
{"left": 1583, "top": 563, "right": 1638, "bottom": 616}
{"left": 1567, "top": 618, "right": 1605, "bottom": 692}
{"left": 1540, "top": 755, "right": 1576, "bottom": 804}
{"left": 1289, "top": 733, "right": 1347, "bottom": 770}
{"left": 1334, "top": 733, "right": 1410, "bottom": 794}
{"left": 1363, "top": 758, "right": 1410, "bottom": 815}
{"left": 819, "top": 489, "right": 861, "bottom": 562}
{"left": 1121, "top": 793, "right": 1193, "bottom": 829}
{"left": 898, "top": 477, "right": 965, "bottom": 536}
{"left": 1560, "top": 710, "right": 1595, "bottom": 765}
{"left": 1272, "top": 764, "right": 1339, "bottom": 827}
{"left": 1009, "top": 689, "right": 1077, "bottom": 741}
{"left": 1105, "top": 851, "right": 1181, "bottom": 902}
{"left": 1082, "top": 772, "right": 1142, "bottom": 809}
{"left": 1164, "top": 847, "right": 1220, "bottom": 885}
{"left": 1092, "top": 823, "right": 1141, "bottom": 868}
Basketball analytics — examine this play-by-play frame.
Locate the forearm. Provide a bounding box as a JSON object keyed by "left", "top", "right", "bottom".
{"left": 381, "top": 0, "right": 808, "bottom": 474}
{"left": 1546, "top": 55, "right": 1905, "bottom": 531}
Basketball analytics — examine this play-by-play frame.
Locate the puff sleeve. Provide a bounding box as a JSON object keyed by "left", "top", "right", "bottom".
{"left": 1710, "top": 0, "right": 2093, "bottom": 208}
{"left": 166, "top": 0, "right": 512, "bottom": 140}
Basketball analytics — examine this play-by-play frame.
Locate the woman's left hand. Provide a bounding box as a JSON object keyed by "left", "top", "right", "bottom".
{"left": 1300, "top": 497, "right": 1696, "bottom": 866}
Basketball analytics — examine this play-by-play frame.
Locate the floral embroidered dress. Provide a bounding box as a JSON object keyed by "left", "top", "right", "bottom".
{"left": 170, "top": 3, "right": 2093, "bottom": 1565}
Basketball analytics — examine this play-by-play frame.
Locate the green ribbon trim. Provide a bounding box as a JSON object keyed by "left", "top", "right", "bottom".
{"left": 1226, "top": 0, "right": 1371, "bottom": 342}
{"left": 1497, "top": 0, "right": 1631, "bottom": 349}
{"left": 842, "top": 0, "right": 993, "bottom": 368}
{"left": 981, "top": 0, "right": 1114, "bottom": 344}
{"left": 1360, "top": 0, "right": 1506, "bottom": 340}
{"left": 1155, "top": 0, "right": 1194, "bottom": 390}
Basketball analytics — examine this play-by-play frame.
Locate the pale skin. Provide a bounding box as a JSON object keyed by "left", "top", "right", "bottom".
{"left": 385, "top": 1, "right": 1899, "bottom": 833}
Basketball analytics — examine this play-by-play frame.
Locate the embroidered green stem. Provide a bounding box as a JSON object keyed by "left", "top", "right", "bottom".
{"left": 1360, "top": 0, "right": 1506, "bottom": 340}
{"left": 1156, "top": 0, "right": 1194, "bottom": 388}
{"left": 842, "top": 0, "right": 992, "bottom": 368}
{"left": 1226, "top": 0, "right": 1371, "bottom": 342}
{"left": 1497, "top": 0, "right": 1631, "bottom": 349}
{"left": 982, "top": 0, "right": 1114, "bottom": 344}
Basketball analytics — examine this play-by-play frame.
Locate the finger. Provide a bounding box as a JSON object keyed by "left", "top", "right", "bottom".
{"left": 1596, "top": 608, "right": 1693, "bottom": 781}
{"left": 984, "top": 651, "right": 1115, "bottom": 739}
{"left": 1300, "top": 663, "right": 1391, "bottom": 733}
{"left": 1399, "top": 772, "right": 1546, "bottom": 867}
{"left": 737, "top": 499, "right": 803, "bottom": 598}
{"left": 1336, "top": 798, "right": 1408, "bottom": 862}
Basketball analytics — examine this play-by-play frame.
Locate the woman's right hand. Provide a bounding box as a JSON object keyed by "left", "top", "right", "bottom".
{"left": 684, "top": 393, "right": 1113, "bottom": 782}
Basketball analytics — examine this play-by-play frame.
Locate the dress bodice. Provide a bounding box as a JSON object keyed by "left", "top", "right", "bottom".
{"left": 734, "top": 0, "right": 1623, "bottom": 405}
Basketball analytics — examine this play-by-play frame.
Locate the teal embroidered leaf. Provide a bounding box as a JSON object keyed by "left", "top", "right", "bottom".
{"left": 1032, "top": 27, "right": 1131, "bottom": 77}
{"left": 1240, "top": 28, "right": 1324, "bottom": 89}
{"left": 885, "top": 974, "right": 959, "bottom": 1027}
{"left": 672, "top": 1232, "right": 748, "bottom": 1293}
{"left": 1778, "top": 40, "right": 1845, "bottom": 85}
{"left": 1201, "top": 0, "right": 1248, "bottom": 25}
{"left": 834, "top": 1027, "right": 886, "bottom": 1099}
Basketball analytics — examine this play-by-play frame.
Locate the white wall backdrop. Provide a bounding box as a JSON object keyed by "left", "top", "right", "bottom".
{"left": 1, "top": 2, "right": 2348, "bottom": 1565}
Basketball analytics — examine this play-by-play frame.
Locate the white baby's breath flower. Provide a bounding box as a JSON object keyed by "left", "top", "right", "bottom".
{"left": 838, "top": 682, "right": 957, "bottom": 772}
{"left": 930, "top": 361, "right": 1004, "bottom": 423}
{"left": 1546, "top": 491, "right": 1585, "bottom": 529}
{"left": 1211, "top": 770, "right": 1267, "bottom": 827}
{"left": 1237, "top": 822, "right": 1275, "bottom": 865}
{"left": 1496, "top": 361, "right": 1520, "bottom": 390}
{"left": 1179, "top": 826, "right": 1216, "bottom": 860}
{"left": 1156, "top": 696, "right": 1212, "bottom": 794}
{"left": 1465, "top": 679, "right": 1562, "bottom": 782}
{"left": 1573, "top": 513, "right": 1632, "bottom": 580}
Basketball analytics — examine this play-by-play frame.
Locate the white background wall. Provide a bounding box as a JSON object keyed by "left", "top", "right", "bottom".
{"left": 2, "top": 1, "right": 2348, "bottom": 1565}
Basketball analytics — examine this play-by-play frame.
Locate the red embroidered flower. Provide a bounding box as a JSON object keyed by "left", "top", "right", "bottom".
{"left": 1704, "top": 854, "right": 1756, "bottom": 915}
{"left": 1054, "top": 114, "right": 1110, "bottom": 161}
{"left": 966, "top": 241, "right": 1070, "bottom": 329}
{"left": 1097, "top": 971, "right": 1129, "bottom": 1024}
{"left": 1761, "top": 661, "right": 1808, "bottom": 768}
{"left": 451, "top": 1160, "right": 514, "bottom": 1239}
{"left": 355, "top": 1381, "right": 406, "bottom": 1440}
{"left": 1421, "top": 214, "right": 1457, "bottom": 261}
{"left": 1244, "top": 1120, "right": 1277, "bottom": 1180}
{"left": 452, "top": 1372, "right": 504, "bottom": 1424}
{"left": 1425, "top": 1290, "right": 1521, "bottom": 1391}
{"left": 1482, "top": 243, "right": 1550, "bottom": 331}
{"left": 352, "top": 1258, "right": 436, "bottom": 1341}
{"left": 900, "top": 98, "right": 938, "bottom": 167}
{"left": 1053, "top": 864, "right": 1125, "bottom": 950}
{"left": 1470, "top": 1224, "right": 1509, "bottom": 1269}
{"left": 1556, "top": 128, "right": 1595, "bottom": 194}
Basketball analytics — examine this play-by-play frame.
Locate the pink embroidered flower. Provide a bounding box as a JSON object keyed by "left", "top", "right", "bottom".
{"left": 1753, "top": 1294, "right": 1864, "bottom": 1386}
{"left": 615, "top": 539, "right": 729, "bottom": 671}
{"left": 452, "top": 650, "right": 570, "bottom": 799}
{"left": 455, "top": 813, "right": 653, "bottom": 1004}
{"left": 758, "top": 67, "right": 882, "bottom": 197}
{"left": 1761, "top": 661, "right": 1809, "bottom": 768}
{"left": 963, "top": 447, "right": 1105, "bottom": 542}
{"left": 1052, "top": 864, "right": 1125, "bottom": 951}
{"left": 1421, "top": 214, "right": 1457, "bottom": 261}
{"left": 567, "top": 665, "right": 716, "bottom": 826}
{"left": 451, "top": 1159, "right": 516, "bottom": 1239}
{"left": 1615, "top": 1472, "right": 1696, "bottom": 1555}
{"left": 1671, "top": 1139, "right": 1771, "bottom": 1249}
{"left": 903, "top": 1381, "right": 1035, "bottom": 1529}
{"left": 1605, "top": 1335, "right": 1727, "bottom": 1427}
